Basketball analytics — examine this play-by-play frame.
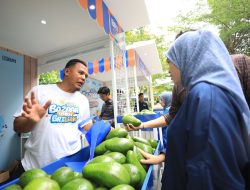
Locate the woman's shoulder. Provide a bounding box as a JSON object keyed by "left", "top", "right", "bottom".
{"left": 188, "top": 82, "right": 226, "bottom": 103}
{"left": 189, "top": 82, "right": 223, "bottom": 95}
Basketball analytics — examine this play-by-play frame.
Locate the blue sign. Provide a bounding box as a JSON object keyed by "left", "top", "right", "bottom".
{"left": 0, "top": 50, "right": 24, "bottom": 170}
{"left": 80, "top": 78, "right": 103, "bottom": 116}
{"left": 109, "top": 14, "right": 119, "bottom": 37}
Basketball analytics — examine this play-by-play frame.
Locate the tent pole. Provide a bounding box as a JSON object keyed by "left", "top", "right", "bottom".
{"left": 149, "top": 75, "right": 154, "bottom": 110}
{"left": 110, "top": 40, "right": 118, "bottom": 127}
{"left": 133, "top": 59, "right": 141, "bottom": 137}
{"left": 123, "top": 51, "right": 130, "bottom": 113}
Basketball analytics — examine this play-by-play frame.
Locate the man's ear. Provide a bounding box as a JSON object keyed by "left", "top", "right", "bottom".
{"left": 64, "top": 68, "right": 70, "bottom": 76}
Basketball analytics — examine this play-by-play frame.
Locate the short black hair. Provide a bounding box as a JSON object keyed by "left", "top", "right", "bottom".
{"left": 65, "top": 59, "right": 87, "bottom": 68}
{"left": 175, "top": 29, "right": 197, "bottom": 40}
{"left": 98, "top": 86, "right": 110, "bottom": 95}
{"left": 138, "top": 93, "right": 144, "bottom": 97}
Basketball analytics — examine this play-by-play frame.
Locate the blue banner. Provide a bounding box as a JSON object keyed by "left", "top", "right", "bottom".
{"left": 109, "top": 14, "right": 119, "bottom": 38}
{"left": 0, "top": 50, "right": 24, "bottom": 170}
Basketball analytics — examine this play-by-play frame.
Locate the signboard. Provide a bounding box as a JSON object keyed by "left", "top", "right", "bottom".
{"left": 0, "top": 50, "right": 23, "bottom": 170}
{"left": 80, "top": 78, "right": 104, "bottom": 116}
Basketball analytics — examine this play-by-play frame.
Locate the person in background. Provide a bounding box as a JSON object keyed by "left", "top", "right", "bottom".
{"left": 134, "top": 93, "right": 149, "bottom": 112}
{"left": 159, "top": 92, "right": 172, "bottom": 150}
{"left": 97, "top": 86, "right": 114, "bottom": 127}
{"left": 160, "top": 92, "right": 172, "bottom": 113}
{"left": 153, "top": 100, "right": 162, "bottom": 110}
{"left": 232, "top": 54, "right": 250, "bottom": 108}
{"left": 127, "top": 30, "right": 250, "bottom": 189}
{"left": 13, "top": 59, "right": 91, "bottom": 177}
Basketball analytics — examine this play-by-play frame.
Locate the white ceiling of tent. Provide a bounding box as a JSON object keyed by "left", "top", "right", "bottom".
{"left": 0, "top": 0, "right": 162, "bottom": 84}
{"left": 0, "top": 0, "right": 150, "bottom": 58}
{"left": 126, "top": 40, "right": 162, "bottom": 75}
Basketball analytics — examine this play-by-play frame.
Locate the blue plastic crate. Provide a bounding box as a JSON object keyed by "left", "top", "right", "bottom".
{"left": 0, "top": 144, "right": 161, "bottom": 190}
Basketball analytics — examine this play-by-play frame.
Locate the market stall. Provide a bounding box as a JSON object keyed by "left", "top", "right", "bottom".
{"left": 0, "top": 0, "right": 165, "bottom": 189}
{"left": 0, "top": 0, "right": 150, "bottom": 181}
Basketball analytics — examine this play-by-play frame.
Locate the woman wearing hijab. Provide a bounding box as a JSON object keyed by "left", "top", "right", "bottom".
{"left": 160, "top": 92, "right": 172, "bottom": 113}
{"left": 127, "top": 30, "right": 250, "bottom": 189}
{"left": 159, "top": 92, "right": 172, "bottom": 150}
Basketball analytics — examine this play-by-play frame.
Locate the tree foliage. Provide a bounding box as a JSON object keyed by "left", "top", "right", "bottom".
{"left": 206, "top": 0, "right": 250, "bottom": 55}
{"left": 176, "top": 0, "right": 250, "bottom": 56}
{"left": 125, "top": 27, "right": 172, "bottom": 97}
{"left": 39, "top": 70, "right": 60, "bottom": 85}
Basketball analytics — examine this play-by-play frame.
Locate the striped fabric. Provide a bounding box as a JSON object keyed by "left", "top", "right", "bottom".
{"left": 87, "top": 49, "right": 142, "bottom": 75}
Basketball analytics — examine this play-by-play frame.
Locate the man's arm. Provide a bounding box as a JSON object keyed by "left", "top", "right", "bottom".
{"left": 99, "top": 104, "right": 105, "bottom": 118}
{"left": 14, "top": 116, "right": 37, "bottom": 133}
{"left": 82, "top": 121, "right": 92, "bottom": 131}
{"left": 13, "top": 91, "right": 51, "bottom": 133}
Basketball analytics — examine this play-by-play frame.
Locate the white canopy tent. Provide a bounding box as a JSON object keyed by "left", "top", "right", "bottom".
{"left": 0, "top": 0, "right": 150, "bottom": 58}
{"left": 0, "top": 0, "right": 163, "bottom": 126}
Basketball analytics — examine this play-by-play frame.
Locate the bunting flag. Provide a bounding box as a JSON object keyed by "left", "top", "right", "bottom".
{"left": 104, "top": 57, "right": 111, "bottom": 72}
{"left": 127, "top": 49, "right": 135, "bottom": 67}
{"left": 88, "top": 0, "right": 96, "bottom": 19}
{"left": 96, "top": 0, "right": 103, "bottom": 27}
{"left": 86, "top": 49, "right": 149, "bottom": 78}
{"left": 78, "top": 0, "right": 125, "bottom": 48}
{"left": 93, "top": 59, "right": 99, "bottom": 74}
{"left": 88, "top": 62, "right": 94, "bottom": 74}
{"left": 103, "top": 2, "right": 110, "bottom": 34}
{"left": 115, "top": 54, "right": 122, "bottom": 69}
{"left": 79, "top": 0, "right": 88, "bottom": 9}
{"left": 98, "top": 58, "right": 104, "bottom": 72}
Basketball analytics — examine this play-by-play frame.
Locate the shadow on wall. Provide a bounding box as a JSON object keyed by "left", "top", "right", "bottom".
{"left": 0, "top": 116, "right": 20, "bottom": 171}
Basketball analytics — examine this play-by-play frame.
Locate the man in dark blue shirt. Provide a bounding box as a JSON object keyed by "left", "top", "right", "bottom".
{"left": 134, "top": 93, "right": 149, "bottom": 112}
{"left": 97, "top": 87, "right": 114, "bottom": 127}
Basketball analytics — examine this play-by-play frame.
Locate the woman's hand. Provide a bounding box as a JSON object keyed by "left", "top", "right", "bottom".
{"left": 125, "top": 123, "right": 144, "bottom": 131}
{"left": 139, "top": 149, "right": 165, "bottom": 165}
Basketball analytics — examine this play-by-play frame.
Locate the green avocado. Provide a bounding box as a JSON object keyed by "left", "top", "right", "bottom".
{"left": 123, "top": 164, "right": 141, "bottom": 187}
{"left": 4, "top": 184, "right": 22, "bottom": 190}
{"left": 19, "top": 168, "right": 48, "bottom": 187}
{"left": 104, "top": 152, "right": 126, "bottom": 164}
{"left": 23, "top": 177, "right": 60, "bottom": 190}
{"left": 82, "top": 162, "right": 130, "bottom": 188}
{"left": 105, "top": 138, "right": 134, "bottom": 154}
{"left": 51, "top": 167, "right": 74, "bottom": 187}
{"left": 126, "top": 150, "right": 146, "bottom": 188}
{"left": 132, "top": 136, "right": 151, "bottom": 146}
{"left": 61, "top": 178, "right": 94, "bottom": 190}
{"left": 105, "top": 128, "right": 128, "bottom": 139}
{"left": 122, "top": 115, "right": 141, "bottom": 127}
{"left": 88, "top": 155, "right": 115, "bottom": 164}
{"left": 110, "top": 184, "right": 135, "bottom": 190}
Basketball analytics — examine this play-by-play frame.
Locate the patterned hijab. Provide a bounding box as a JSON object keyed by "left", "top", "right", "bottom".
{"left": 166, "top": 30, "right": 250, "bottom": 158}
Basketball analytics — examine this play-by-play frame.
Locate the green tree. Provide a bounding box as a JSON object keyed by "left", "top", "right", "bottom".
{"left": 125, "top": 27, "right": 172, "bottom": 97}
{"left": 176, "top": 0, "right": 250, "bottom": 55}
{"left": 206, "top": 0, "right": 250, "bottom": 55}
{"left": 39, "top": 70, "right": 60, "bottom": 84}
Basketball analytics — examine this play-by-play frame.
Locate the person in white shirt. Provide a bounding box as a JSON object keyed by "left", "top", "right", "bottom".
{"left": 13, "top": 59, "right": 91, "bottom": 177}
